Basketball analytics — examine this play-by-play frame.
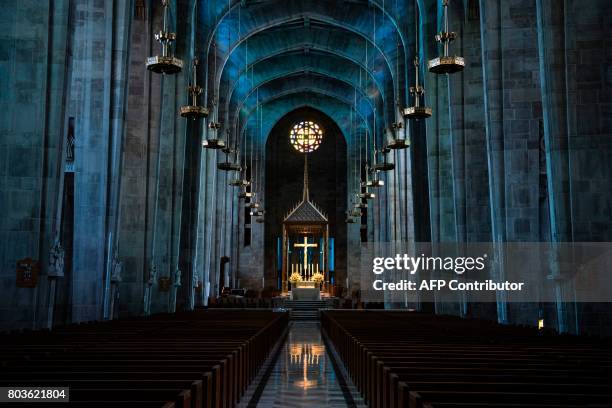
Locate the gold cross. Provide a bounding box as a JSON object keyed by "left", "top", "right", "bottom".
{"left": 294, "top": 236, "right": 318, "bottom": 271}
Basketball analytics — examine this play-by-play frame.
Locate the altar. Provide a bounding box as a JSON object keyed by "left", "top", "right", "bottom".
{"left": 294, "top": 280, "right": 317, "bottom": 288}
{"left": 291, "top": 287, "right": 321, "bottom": 300}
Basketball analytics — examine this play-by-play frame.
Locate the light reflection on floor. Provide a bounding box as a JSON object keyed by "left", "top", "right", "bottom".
{"left": 251, "top": 322, "right": 364, "bottom": 407}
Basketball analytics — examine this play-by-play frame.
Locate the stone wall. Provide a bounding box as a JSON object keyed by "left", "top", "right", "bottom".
{"left": 0, "top": 0, "right": 610, "bottom": 336}
{"left": 413, "top": 0, "right": 612, "bottom": 333}
{"left": 0, "top": 0, "right": 70, "bottom": 329}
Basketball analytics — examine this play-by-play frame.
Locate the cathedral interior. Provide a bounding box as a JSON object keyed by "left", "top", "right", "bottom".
{"left": 1, "top": 0, "right": 612, "bottom": 406}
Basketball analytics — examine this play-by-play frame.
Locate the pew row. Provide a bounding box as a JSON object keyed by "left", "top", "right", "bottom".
{"left": 0, "top": 310, "right": 288, "bottom": 408}
{"left": 321, "top": 311, "right": 612, "bottom": 408}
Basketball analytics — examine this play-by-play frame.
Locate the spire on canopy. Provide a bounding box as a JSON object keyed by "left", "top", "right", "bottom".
{"left": 284, "top": 153, "right": 327, "bottom": 224}
{"left": 303, "top": 154, "right": 309, "bottom": 202}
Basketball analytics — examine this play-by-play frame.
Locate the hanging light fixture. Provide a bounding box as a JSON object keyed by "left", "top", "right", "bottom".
{"left": 405, "top": 0, "right": 433, "bottom": 117}
{"left": 249, "top": 200, "right": 265, "bottom": 218}
{"left": 146, "top": 0, "right": 183, "bottom": 74}
{"left": 404, "top": 58, "right": 432, "bottom": 118}
{"left": 218, "top": 127, "right": 241, "bottom": 171}
{"left": 428, "top": 0, "right": 464, "bottom": 74}
{"left": 250, "top": 88, "right": 265, "bottom": 215}
{"left": 367, "top": 173, "right": 385, "bottom": 187}
{"left": 202, "top": 121, "right": 225, "bottom": 148}
{"left": 348, "top": 193, "right": 363, "bottom": 219}
{"left": 230, "top": 161, "right": 250, "bottom": 186}
{"left": 347, "top": 88, "right": 364, "bottom": 223}
{"left": 388, "top": 10, "right": 410, "bottom": 149}
{"left": 360, "top": 190, "right": 376, "bottom": 200}
{"left": 345, "top": 210, "right": 357, "bottom": 224}
{"left": 230, "top": 80, "right": 249, "bottom": 186}
{"left": 217, "top": 146, "right": 242, "bottom": 171}
{"left": 372, "top": 147, "right": 395, "bottom": 172}
{"left": 229, "top": 20, "right": 249, "bottom": 188}
{"left": 229, "top": 143, "right": 248, "bottom": 184}
{"left": 180, "top": 58, "right": 208, "bottom": 118}
{"left": 238, "top": 185, "right": 254, "bottom": 199}
{"left": 369, "top": 7, "right": 394, "bottom": 176}
{"left": 238, "top": 116, "right": 254, "bottom": 200}
{"left": 363, "top": 165, "right": 385, "bottom": 188}
{"left": 360, "top": 127, "right": 376, "bottom": 199}
{"left": 355, "top": 38, "right": 374, "bottom": 202}
{"left": 230, "top": 179, "right": 249, "bottom": 187}
{"left": 357, "top": 139, "right": 378, "bottom": 195}
{"left": 230, "top": 172, "right": 250, "bottom": 187}
{"left": 387, "top": 122, "right": 409, "bottom": 149}
{"left": 354, "top": 193, "right": 369, "bottom": 209}
{"left": 202, "top": 42, "right": 226, "bottom": 149}
{"left": 246, "top": 193, "right": 260, "bottom": 209}
{"left": 359, "top": 164, "right": 376, "bottom": 199}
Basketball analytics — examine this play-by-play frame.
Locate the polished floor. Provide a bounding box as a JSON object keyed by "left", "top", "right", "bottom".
{"left": 239, "top": 321, "right": 366, "bottom": 407}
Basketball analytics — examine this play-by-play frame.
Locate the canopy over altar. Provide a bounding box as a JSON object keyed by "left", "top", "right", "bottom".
{"left": 282, "top": 156, "right": 329, "bottom": 294}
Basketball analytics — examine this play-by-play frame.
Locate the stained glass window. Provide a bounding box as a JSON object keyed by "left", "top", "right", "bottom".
{"left": 290, "top": 121, "right": 323, "bottom": 153}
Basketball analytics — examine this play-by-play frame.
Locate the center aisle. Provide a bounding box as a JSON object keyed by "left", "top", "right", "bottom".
{"left": 240, "top": 321, "right": 366, "bottom": 408}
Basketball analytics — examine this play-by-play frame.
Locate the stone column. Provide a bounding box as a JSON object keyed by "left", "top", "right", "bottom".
{"left": 70, "top": 0, "right": 133, "bottom": 323}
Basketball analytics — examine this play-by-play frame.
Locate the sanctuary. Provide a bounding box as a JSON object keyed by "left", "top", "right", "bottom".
{"left": 281, "top": 122, "right": 330, "bottom": 300}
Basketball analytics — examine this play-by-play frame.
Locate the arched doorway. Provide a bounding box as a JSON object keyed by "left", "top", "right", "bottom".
{"left": 264, "top": 107, "right": 347, "bottom": 294}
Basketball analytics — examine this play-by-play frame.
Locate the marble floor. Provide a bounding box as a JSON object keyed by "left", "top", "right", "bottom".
{"left": 239, "top": 322, "right": 366, "bottom": 407}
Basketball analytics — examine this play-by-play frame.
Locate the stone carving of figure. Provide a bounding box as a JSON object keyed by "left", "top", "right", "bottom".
{"left": 111, "top": 252, "right": 122, "bottom": 283}
{"left": 147, "top": 263, "right": 157, "bottom": 286}
{"left": 66, "top": 119, "right": 75, "bottom": 163}
{"left": 174, "top": 269, "right": 182, "bottom": 287}
{"left": 143, "top": 262, "right": 157, "bottom": 316}
{"left": 48, "top": 239, "right": 65, "bottom": 277}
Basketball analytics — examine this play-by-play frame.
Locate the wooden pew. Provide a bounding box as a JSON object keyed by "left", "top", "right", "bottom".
{"left": 322, "top": 311, "right": 612, "bottom": 408}
{"left": 0, "top": 310, "right": 288, "bottom": 408}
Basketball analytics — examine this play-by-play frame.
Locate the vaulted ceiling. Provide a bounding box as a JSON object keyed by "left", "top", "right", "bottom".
{"left": 188, "top": 0, "right": 428, "bottom": 151}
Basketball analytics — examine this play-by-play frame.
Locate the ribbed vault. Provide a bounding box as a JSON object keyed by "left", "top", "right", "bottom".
{"left": 194, "top": 0, "right": 417, "bottom": 151}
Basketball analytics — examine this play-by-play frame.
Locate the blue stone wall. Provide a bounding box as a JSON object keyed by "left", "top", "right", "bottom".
{"left": 0, "top": 0, "right": 610, "bottom": 335}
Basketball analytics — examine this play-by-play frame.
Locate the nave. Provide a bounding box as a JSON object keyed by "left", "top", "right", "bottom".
{"left": 1, "top": 308, "right": 610, "bottom": 407}
{"left": 1, "top": 0, "right": 611, "bottom": 405}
